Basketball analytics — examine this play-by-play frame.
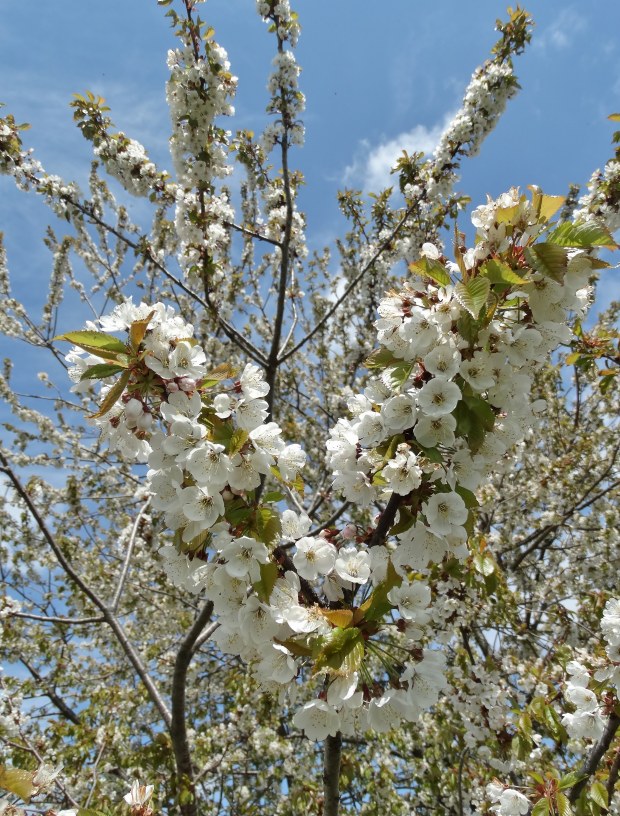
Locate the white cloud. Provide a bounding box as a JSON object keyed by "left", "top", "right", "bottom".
{"left": 536, "top": 9, "right": 586, "bottom": 52}
{"left": 342, "top": 111, "right": 456, "bottom": 193}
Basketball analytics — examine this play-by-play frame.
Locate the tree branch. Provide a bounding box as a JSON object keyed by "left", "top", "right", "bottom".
{"left": 21, "top": 658, "right": 81, "bottom": 725}
{"left": 111, "top": 498, "right": 150, "bottom": 613}
{"left": 170, "top": 599, "right": 215, "bottom": 816}
{"left": 0, "top": 451, "right": 173, "bottom": 729}
{"left": 367, "top": 492, "right": 402, "bottom": 549}
{"left": 323, "top": 732, "right": 343, "bottom": 816}
{"left": 568, "top": 713, "right": 620, "bottom": 804}
{"left": 278, "top": 201, "right": 417, "bottom": 364}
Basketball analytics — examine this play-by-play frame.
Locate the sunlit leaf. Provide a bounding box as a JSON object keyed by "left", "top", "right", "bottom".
{"left": 480, "top": 259, "right": 527, "bottom": 285}
{"left": 0, "top": 766, "right": 35, "bottom": 802}
{"left": 129, "top": 311, "right": 154, "bottom": 351}
{"left": 547, "top": 221, "right": 617, "bottom": 248}
{"left": 365, "top": 347, "right": 398, "bottom": 371}
{"left": 54, "top": 330, "right": 128, "bottom": 355}
{"left": 528, "top": 186, "right": 565, "bottom": 221}
{"left": 229, "top": 428, "right": 249, "bottom": 456}
{"left": 409, "top": 256, "right": 451, "bottom": 287}
{"left": 555, "top": 792, "right": 573, "bottom": 816}
{"left": 320, "top": 608, "right": 354, "bottom": 629}
{"left": 454, "top": 277, "right": 491, "bottom": 318}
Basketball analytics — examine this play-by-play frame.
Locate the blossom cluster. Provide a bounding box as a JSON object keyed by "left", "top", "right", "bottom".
{"left": 562, "top": 598, "right": 620, "bottom": 741}
{"left": 93, "top": 132, "right": 167, "bottom": 199}
{"left": 165, "top": 25, "right": 237, "bottom": 280}
{"left": 60, "top": 188, "right": 607, "bottom": 741}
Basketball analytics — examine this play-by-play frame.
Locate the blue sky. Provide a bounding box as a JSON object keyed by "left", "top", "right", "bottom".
{"left": 1, "top": 0, "right": 619, "bottom": 343}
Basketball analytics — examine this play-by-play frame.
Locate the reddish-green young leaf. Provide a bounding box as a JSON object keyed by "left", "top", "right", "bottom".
{"left": 87, "top": 370, "right": 131, "bottom": 419}
{"left": 320, "top": 608, "right": 354, "bottom": 629}
{"left": 129, "top": 311, "right": 154, "bottom": 351}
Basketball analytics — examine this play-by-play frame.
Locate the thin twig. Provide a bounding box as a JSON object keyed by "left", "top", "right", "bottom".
{"left": 278, "top": 201, "right": 418, "bottom": 364}
{"left": 111, "top": 498, "right": 151, "bottom": 613}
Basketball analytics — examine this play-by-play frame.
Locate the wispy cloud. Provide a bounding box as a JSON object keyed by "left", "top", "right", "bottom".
{"left": 342, "top": 111, "right": 456, "bottom": 193}
{"left": 536, "top": 8, "right": 586, "bottom": 52}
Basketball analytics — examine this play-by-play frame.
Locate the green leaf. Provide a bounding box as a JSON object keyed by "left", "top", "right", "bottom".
{"left": 313, "top": 627, "right": 364, "bottom": 676}
{"left": 463, "top": 393, "right": 496, "bottom": 433}
{"left": 409, "top": 256, "right": 451, "bottom": 287}
{"left": 274, "top": 636, "right": 313, "bottom": 657}
{"left": 556, "top": 792, "right": 573, "bottom": 816}
{"left": 383, "top": 361, "right": 415, "bottom": 389}
{"left": 229, "top": 428, "right": 249, "bottom": 456}
{"left": 525, "top": 243, "right": 569, "bottom": 283}
{"left": 54, "top": 330, "right": 128, "bottom": 355}
{"left": 88, "top": 370, "right": 131, "bottom": 419}
{"left": 79, "top": 363, "right": 127, "bottom": 381}
{"left": 588, "top": 781, "right": 608, "bottom": 808}
{"left": 546, "top": 221, "right": 618, "bottom": 249}
{"left": 256, "top": 506, "right": 281, "bottom": 545}
{"left": 480, "top": 259, "right": 527, "bottom": 285}
{"left": 254, "top": 560, "right": 279, "bottom": 602}
{"left": 495, "top": 201, "right": 522, "bottom": 225}
{"left": 454, "top": 277, "right": 491, "bottom": 318}
{"left": 361, "top": 561, "right": 402, "bottom": 622}
{"left": 473, "top": 553, "right": 495, "bottom": 576}
{"left": 454, "top": 484, "right": 479, "bottom": 509}
{"left": 365, "top": 347, "right": 397, "bottom": 371}
{"left": 0, "top": 766, "right": 35, "bottom": 802}
{"left": 262, "top": 491, "right": 286, "bottom": 504}
{"left": 389, "top": 505, "right": 416, "bottom": 537}
{"left": 531, "top": 799, "right": 550, "bottom": 816}
{"left": 557, "top": 771, "right": 586, "bottom": 792}
{"left": 453, "top": 399, "right": 488, "bottom": 453}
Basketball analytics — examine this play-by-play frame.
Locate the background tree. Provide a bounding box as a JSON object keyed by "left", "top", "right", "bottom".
{"left": 0, "top": 3, "right": 619, "bottom": 816}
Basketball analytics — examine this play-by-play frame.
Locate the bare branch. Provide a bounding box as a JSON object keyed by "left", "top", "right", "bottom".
{"left": 568, "top": 713, "right": 620, "bottom": 804}
{"left": 111, "top": 498, "right": 151, "bottom": 613}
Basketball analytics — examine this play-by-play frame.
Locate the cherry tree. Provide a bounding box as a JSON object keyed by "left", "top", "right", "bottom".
{"left": 1, "top": 3, "right": 619, "bottom": 816}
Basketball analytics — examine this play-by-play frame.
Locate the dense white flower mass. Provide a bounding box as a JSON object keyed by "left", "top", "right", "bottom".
{"left": 59, "top": 185, "right": 609, "bottom": 741}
